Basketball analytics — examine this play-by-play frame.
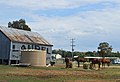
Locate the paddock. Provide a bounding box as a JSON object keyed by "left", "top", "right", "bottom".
{"left": 0, "top": 64, "right": 120, "bottom": 82}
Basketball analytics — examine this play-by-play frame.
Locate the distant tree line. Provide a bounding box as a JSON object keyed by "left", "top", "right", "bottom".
{"left": 52, "top": 49, "right": 96, "bottom": 58}
{"left": 52, "top": 49, "right": 120, "bottom": 58}
{"left": 8, "top": 19, "right": 31, "bottom": 31}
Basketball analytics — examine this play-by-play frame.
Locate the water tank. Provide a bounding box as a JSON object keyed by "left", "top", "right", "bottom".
{"left": 21, "top": 50, "right": 46, "bottom": 66}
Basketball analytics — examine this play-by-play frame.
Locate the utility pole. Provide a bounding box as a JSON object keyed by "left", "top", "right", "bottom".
{"left": 70, "top": 38, "right": 75, "bottom": 59}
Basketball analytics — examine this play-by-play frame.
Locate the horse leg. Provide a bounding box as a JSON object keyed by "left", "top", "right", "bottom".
{"left": 92, "top": 63, "right": 95, "bottom": 69}
{"left": 66, "top": 63, "right": 69, "bottom": 68}
{"left": 98, "top": 62, "right": 101, "bottom": 70}
{"left": 104, "top": 63, "right": 106, "bottom": 68}
{"left": 65, "top": 62, "right": 67, "bottom": 68}
{"left": 107, "top": 62, "right": 110, "bottom": 67}
{"left": 91, "top": 63, "right": 94, "bottom": 69}
{"left": 78, "top": 61, "right": 80, "bottom": 67}
{"left": 103, "top": 63, "right": 105, "bottom": 68}
{"left": 102, "top": 62, "right": 104, "bottom": 68}
{"left": 94, "top": 64, "right": 96, "bottom": 68}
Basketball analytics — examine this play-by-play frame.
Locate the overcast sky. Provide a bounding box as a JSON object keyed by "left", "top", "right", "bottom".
{"left": 0, "top": 0, "right": 120, "bottom": 52}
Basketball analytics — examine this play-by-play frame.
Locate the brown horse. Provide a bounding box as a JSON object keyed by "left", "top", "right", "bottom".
{"left": 65, "top": 57, "right": 72, "bottom": 68}
{"left": 75, "top": 56, "right": 86, "bottom": 67}
{"left": 99, "top": 58, "right": 110, "bottom": 68}
{"left": 90, "top": 58, "right": 101, "bottom": 70}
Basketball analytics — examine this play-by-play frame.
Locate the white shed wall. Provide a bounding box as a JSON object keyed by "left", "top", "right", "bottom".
{"left": 10, "top": 42, "right": 52, "bottom": 62}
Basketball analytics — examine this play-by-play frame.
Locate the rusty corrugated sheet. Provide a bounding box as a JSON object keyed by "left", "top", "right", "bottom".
{"left": 0, "top": 26, "right": 52, "bottom": 46}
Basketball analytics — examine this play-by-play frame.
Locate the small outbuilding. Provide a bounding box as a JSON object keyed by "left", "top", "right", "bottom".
{"left": 0, "top": 26, "right": 53, "bottom": 65}
{"left": 51, "top": 54, "right": 62, "bottom": 59}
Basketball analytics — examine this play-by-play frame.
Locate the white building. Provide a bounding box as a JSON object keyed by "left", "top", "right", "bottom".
{"left": 52, "top": 54, "right": 62, "bottom": 59}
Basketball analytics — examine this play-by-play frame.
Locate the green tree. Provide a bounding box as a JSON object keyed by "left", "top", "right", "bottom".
{"left": 98, "top": 42, "right": 112, "bottom": 58}
{"left": 8, "top": 19, "right": 31, "bottom": 31}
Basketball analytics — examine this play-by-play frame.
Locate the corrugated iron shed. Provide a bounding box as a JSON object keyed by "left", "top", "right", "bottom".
{"left": 0, "top": 26, "right": 52, "bottom": 46}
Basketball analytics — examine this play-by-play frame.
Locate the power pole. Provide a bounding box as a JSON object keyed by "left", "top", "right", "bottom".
{"left": 70, "top": 38, "right": 75, "bottom": 59}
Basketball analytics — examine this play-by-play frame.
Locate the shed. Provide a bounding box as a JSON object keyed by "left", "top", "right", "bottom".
{"left": 0, "top": 26, "right": 53, "bottom": 65}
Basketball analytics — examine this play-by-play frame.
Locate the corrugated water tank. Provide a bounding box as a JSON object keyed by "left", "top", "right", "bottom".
{"left": 21, "top": 50, "right": 46, "bottom": 66}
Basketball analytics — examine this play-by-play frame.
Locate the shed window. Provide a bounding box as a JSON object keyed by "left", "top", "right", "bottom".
{"left": 47, "top": 48, "right": 50, "bottom": 54}
{"left": 12, "top": 45, "right": 15, "bottom": 49}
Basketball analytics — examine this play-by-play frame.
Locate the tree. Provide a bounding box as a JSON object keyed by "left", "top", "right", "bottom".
{"left": 8, "top": 19, "right": 31, "bottom": 31}
{"left": 98, "top": 42, "right": 112, "bottom": 58}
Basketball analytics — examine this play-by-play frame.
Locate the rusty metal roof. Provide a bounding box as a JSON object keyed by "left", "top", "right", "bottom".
{"left": 0, "top": 26, "right": 52, "bottom": 46}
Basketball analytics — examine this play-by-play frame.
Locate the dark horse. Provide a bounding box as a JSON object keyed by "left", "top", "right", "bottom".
{"left": 75, "top": 56, "right": 86, "bottom": 67}
{"left": 90, "top": 58, "right": 101, "bottom": 70}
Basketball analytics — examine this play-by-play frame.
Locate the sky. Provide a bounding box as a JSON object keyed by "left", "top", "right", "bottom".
{"left": 0, "top": 0, "right": 120, "bottom": 52}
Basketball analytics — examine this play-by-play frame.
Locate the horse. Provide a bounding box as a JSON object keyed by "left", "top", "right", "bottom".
{"left": 65, "top": 57, "right": 72, "bottom": 68}
{"left": 74, "top": 56, "right": 86, "bottom": 67}
{"left": 99, "top": 58, "right": 110, "bottom": 68}
{"left": 90, "top": 58, "right": 101, "bottom": 70}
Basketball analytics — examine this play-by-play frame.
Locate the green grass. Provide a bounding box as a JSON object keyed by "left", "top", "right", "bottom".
{"left": 0, "top": 65, "right": 120, "bottom": 82}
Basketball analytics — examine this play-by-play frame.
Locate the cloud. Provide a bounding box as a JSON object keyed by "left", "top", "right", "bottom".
{"left": 0, "top": 0, "right": 83, "bottom": 10}
{"left": 0, "top": 0, "right": 118, "bottom": 10}
{"left": 23, "top": 4, "right": 120, "bottom": 51}
{"left": 28, "top": 9, "right": 118, "bottom": 36}
{"left": 1, "top": 0, "right": 120, "bottom": 51}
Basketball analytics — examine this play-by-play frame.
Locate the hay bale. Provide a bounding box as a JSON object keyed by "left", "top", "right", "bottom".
{"left": 72, "top": 61, "right": 77, "bottom": 68}
{"left": 83, "top": 62, "right": 90, "bottom": 69}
